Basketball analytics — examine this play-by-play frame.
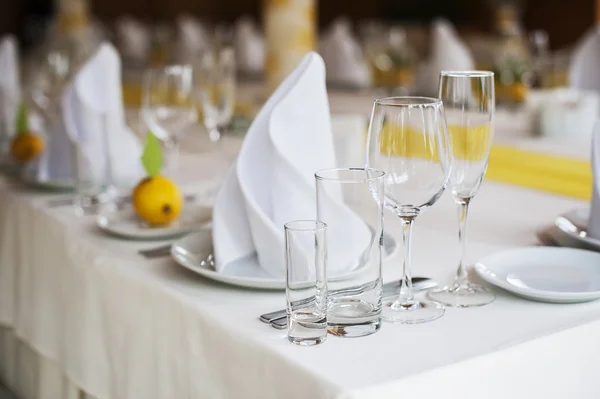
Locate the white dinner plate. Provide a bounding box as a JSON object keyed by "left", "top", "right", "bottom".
{"left": 554, "top": 207, "right": 600, "bottom": 251}
{"left": 97, "top": 204, "right": 212, "bottom": 240}
{"left": 171, "top": 229, "right": 399, "bottom": 290}
{"left": 474, "top": 246, "right": 600, "bottom": 303}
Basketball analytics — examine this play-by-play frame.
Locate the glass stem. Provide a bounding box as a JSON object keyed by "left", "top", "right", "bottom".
{"left": 396, "top": 216, "right": 416, "bottom": 306}
{"left": 166, "top": 138, "right": 180, "bottom": 176}
{"left": 454, "top": 197, "right": 471, "bottom": 289}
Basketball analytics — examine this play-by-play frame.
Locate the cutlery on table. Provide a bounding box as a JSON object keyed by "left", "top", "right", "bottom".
{"left": 262, "top": 277, "right": 438, "bottom": 329}
{"left": 138, "top": 245, "right": 173, "bottom": 258}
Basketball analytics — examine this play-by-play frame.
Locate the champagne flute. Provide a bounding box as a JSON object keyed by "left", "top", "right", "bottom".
{"left": 366, "top": 97, "right": 451, "bottom": 324}
{"left": 428, "top": 71, "right": 496, "bottom": 308}
{"left": 141, "top": 64, "right": 197, "bottom": 176}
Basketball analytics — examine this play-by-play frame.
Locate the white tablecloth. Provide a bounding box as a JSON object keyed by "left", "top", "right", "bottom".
{"left": 1, "top": 104, "right": 599, "bottom": 398}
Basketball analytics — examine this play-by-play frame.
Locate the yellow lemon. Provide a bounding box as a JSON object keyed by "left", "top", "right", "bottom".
{"left": 10, "top": 133, "right": 45, "bottom": 163}
{"left": 510, "top": 82, "right": 528, "bottom": 103}
{"left": 132, "top": 176, "right": 183, "bottom": 226}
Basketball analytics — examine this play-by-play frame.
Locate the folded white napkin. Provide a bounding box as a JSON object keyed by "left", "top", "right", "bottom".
{"left": 62, "top": 43, "right": 144, "bottom": 187}
{"left": 419, "top": 18, "right": 475, "bottom": 96}
{"left": 588, "top": 121, "right": 600, "bottom": 239}
{"left": 538, "top": 89, "right": 599, "bottom": 141}
{"left": 234, "top": 17, "right": 265, "bottom": 75}
{"left": 569, "top": 25, "right": 600, "bottom": 94}
{"left": 0, "top": 36, "right": 20, "bottom": 139}
{"left": 115, "top": 16, "right": 151, "bottom": 63}
{"left": 175, "top": 16, "right": 209, "bottom": 63}
{"left": 212, "top": 52, "right": 370, "bottom": 277}
{"left": 320, "top": 18, "right": 371, "bottom": 89}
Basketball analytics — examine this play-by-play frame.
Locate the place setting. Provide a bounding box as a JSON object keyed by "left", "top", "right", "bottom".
{"left": 9, "top": 39, "right": 600, "bottom": 343}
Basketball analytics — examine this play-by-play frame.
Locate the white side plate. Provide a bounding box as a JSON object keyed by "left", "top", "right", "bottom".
{"left": 474, "top": 246, "right": 600, "bottom": 303}
{"left": 171, "top": 229, "right": 398, "bottom": 290}
{"left": 97, "top": 204, "right": 212, "bottom": 240}
{"left": 554, "top": 207, "right": 600, "bottom": 251}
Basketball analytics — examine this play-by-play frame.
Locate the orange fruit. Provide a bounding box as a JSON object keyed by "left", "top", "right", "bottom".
{"left": 11, "top": 133, "right": 45, "bottom": 163}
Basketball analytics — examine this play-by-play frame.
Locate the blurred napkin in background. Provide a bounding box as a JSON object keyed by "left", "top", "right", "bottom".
{"left": 537, "top": 89, "right": 599, "bottom": 142}
{"left": 588, "top": 120, "right": 600, "bottom": 238}
{"left": 175, "top": 15, "right": 209, "bottom": 64}
{"left": 115, "top": 16, "right": 151, "bottom": 65}
{"left": 419, "top": 18, "right": 475, "bottom": 96}
{"left": 212, "top": 52, "right": 370, "bottom": 277}
{"left": 63, "top": 43, "right": 144, "bottom": 187}
{"left": 0, "top": 36, "right": 20, "bottom": 139}
{"left": 569, "top": 25, "right": 600, "bottom": 94}
{"left": 320, "top": 18, "right": 371, "bottom": 89}
{"left": 234, "top": 17, "right": 265, "bottom": 76}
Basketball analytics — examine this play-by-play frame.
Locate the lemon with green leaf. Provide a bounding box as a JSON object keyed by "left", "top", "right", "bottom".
{"left": 10, "top": 104, "right": 45, "bottom": 163}
{"left": 132, "top": 132, "right": 183, "bottom": 226}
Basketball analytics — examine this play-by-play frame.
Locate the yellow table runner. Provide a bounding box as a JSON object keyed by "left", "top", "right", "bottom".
{"left": 487, "top": 145, "right": 591, "bottom": 200}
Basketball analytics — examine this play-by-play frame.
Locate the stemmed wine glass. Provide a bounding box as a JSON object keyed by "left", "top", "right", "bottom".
{"left": 195, "top": 47, "right": 235, "bottom": 143}
{"left": 366, "top": 97, "right": 451, "bottom": 324}
{"left": 141, "top": 64, "right": 197, "bottom": 176}
{"left": 428, "top": 71, "right": 496, "bottom": 307}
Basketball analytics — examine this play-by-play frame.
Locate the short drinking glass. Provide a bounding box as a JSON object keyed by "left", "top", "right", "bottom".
{"left": 428, "top": 71, "right": 496, "bottom": 308}
{"left": 315, "top": 168, "right": 384, "bottom": 337}
{"left": 285, "top": 220, "right": 328, "bottom": 346}
{"left": 366, "top": 97, "right": 451, "bottom": 324}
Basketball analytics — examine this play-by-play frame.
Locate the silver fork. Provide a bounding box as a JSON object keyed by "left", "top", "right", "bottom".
{"left": 138, "top": 245, "right": 173, "bottom": 258}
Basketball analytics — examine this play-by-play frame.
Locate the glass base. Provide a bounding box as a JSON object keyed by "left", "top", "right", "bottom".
{"left": 428, "top": 283, "right": 495, "bottom": 308}
{"left": 288, "top": 335, "right": 326, "bottom": 346}
{"left": 382, "top": 300, "right": 445, "bottom": 324}
{"left": 327, "top": 319, "right": 381, "bottom": 338}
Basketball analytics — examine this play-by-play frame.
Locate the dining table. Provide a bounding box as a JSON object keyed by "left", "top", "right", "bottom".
{"left": 0, "top": 86, "right": 598, "bottom": 399}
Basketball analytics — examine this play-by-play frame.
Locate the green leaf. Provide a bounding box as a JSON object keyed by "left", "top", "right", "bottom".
{"left": 141, "top": 131, "right": 163, "bottom": 177}
{"left": 16, "top": 103, "right": 28, "bottom": 135}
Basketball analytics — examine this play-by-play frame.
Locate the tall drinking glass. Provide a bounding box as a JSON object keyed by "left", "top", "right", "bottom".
{"left": 366, "top": 97, "right": 451, "bottom": 324}
{"left": 428, "top": 71, "right": 496, "bottom": 307}
{"left": 285, "top": 220, "right": 328, "bottom": 346}
{"left": 315, "top": 168, "right": 384, "bottom": 337}
{"left": 195, "top": 47, "right": 236, "bottom": 143}
{"left": 141, "top": 65, "right": 197, "bottom": 176}
{"left": 71, "top": 113, "right": 116, "bottom": 216}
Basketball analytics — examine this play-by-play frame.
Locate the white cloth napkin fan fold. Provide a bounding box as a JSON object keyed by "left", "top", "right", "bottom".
{"left": 62, "top": 43, "right": 144, "bottom": 187}
{"left": 320, "top": 18, "right": 371, "bottom": 88}
{"left": 234, "top": 17, "right": 265, "bottom": 75}
{"left": 569, "top": 24, "right": 600, "bottom": 94}
{"left": 419, "top": 19, "right": 475, "bottom": 96}
{"left": 0, "top": 36, "right": 20, "bottom": 139}
{"left": 175, "top": 16, "right": 209, "bottom": 63}
{"left": 116, "top": 16, "right": 151, "bottom": 63}
{"left": 212, "top": 52, "right": 370, "bottom": 277}
{"left": 588, "top": 120, "right": 600, "bottom": 238}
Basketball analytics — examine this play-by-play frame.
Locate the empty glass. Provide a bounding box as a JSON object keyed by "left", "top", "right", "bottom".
{"left": 366, "top": 97, "right": 451, "bottom": 324}
{"left": 429, "top": 71, "right": 496, "bottom": 308}
{"left": 315, "top": 168, "right": 384, "bottom": 337}
{"left": 285, "top": 220, "right": 328, "bottom": 346}
{"left": 71, "top": 112, "right": 117, "bottom": 216}
{"left": 0, "top": 90, "right": 16, "bottom": 165}
{"left": 141, "top": 64, "right": 197, "bottom": 176}
{"left": 195, "top": 47, "right": 235, "bottom": 143}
